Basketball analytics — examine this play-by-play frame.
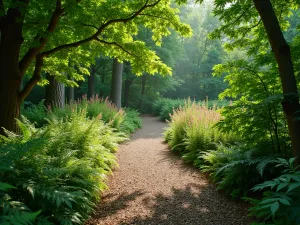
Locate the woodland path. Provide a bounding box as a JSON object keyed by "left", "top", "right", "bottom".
{"left": 87, "top": 115, "right": 251, "bottom": 225}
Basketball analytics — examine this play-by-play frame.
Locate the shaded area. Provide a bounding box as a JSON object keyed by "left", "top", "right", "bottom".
{"left": 92, "top": 191, "right": 145, "bottom": 220}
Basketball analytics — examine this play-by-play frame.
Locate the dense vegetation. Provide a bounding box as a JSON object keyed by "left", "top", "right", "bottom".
{"left": 159, "top": 0, "right": 300, "bottom": 224}
{"left": 1, "top": 0, "right": 300, "bottom": 224}
{"left": 0, "top": 99, "right": 141, "bottom": 224}
{"left": 163, "top": 99, "right": 300, "bottom": 224}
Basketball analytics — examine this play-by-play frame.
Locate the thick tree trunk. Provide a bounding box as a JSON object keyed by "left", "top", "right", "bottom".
{"left": 88, "top": 65, "right": 96, "bottom": 99}
{"left": 0, "top": 8, "right": 24, "bottom": 134}
{"left": 111, "top": 58, "right": 123, "bottom": 108}
{"left": 45, "top": 74, "right": 65, "bottom": 109}
{"left": 124, "top": 79, "right": 133, "bottom": 107}
{"left": 139, "top": 75, "right": 147, "bottom": 111}
{"left": 253, "top": 0, "right": 300, "bottom": 163}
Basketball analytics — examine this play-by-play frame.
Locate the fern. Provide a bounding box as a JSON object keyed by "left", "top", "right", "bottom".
{"left": 0, "top": 107, "right": 130, "bottom": 224}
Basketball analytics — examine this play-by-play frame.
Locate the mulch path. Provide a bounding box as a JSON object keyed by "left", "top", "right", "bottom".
{"left": 86, "top": 115, "right": 251, "bottom": 225}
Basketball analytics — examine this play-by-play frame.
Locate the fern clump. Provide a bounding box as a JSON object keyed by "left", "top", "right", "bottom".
{"left": 200, "top": 144, "right": 282, "bottom": 198}
{"left": 0, "top": 110, "right": 126, "bottom": 225}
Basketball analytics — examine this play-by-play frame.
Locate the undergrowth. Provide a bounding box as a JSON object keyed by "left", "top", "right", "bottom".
{"left": 0, "top": 110, "right": 125, "bottom": 225}
{"left": 2, "top": 98, "right": 142, "bottom": 224}
{"left": 163, "top": 98, "right": 295, "bottom": 224}
{"left": 164, "top": 100, "right": 236, "bottom": 164}
{"left": 153, "top": 98, "right": 229, "bottom": 121}
{"left": 22, "top": 95, "right": 142, "bottom": 135}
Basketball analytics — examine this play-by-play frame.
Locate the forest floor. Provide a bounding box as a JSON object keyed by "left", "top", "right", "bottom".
{"left": 87, "top": 115, "right": 251, "bottom": 225}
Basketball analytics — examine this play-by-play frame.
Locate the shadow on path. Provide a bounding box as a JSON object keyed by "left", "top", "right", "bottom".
{"left": 91, "top": 183, "right": 249, "bottom": 225}
{"left": 87, "top": 116, "right": 251, "bottom": 225}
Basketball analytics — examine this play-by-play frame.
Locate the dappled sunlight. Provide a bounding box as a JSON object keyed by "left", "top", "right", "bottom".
{"left": 87, "top": 116, "right": 250, "bottom": 225}
{"left": 88, "top": 183, "right": 249, "bottom": 225}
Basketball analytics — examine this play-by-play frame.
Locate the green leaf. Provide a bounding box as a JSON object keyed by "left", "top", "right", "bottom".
{"left": 276, "top": 183, "right": 288, "bottom": 192}
{"left": 287, "top": 183, "right": 300, "bottom": 193}
{"left": 278, "top": 198, "right": 290, "bottom": 206}
{"left": 270, "top": 202, "right": 279, "bottom": 216}
{"left": 260, "top": 198, "right": 279, "bottom": 205}
{"left": 288, "top": 157, "right": 296, "bottom": 165}
{"left": 0, "top": 182, "right": 16, "bottom": 191}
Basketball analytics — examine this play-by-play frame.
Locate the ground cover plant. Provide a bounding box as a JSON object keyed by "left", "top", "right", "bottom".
{"left": 1, "top": 99, "right": 141, "bottom": 225}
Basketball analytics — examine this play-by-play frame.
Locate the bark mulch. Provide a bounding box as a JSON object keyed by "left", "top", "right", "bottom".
{"left": 86, "top": 115, "right": 251, "bottom": 225}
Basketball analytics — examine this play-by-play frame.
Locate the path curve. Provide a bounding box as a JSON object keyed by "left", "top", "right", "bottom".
{"left": 87, "top": 115, "right": 251, "bottom": 225}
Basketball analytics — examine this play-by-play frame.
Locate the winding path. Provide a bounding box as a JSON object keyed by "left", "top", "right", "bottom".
{"left": 87, "top": 115, "right": 251, "bottom": 225}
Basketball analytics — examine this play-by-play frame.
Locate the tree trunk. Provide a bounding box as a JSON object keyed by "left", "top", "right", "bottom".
{"left": 88, "top": 65, "right": 96, "bottom": 99}
{"left": 0, "top": 8, "right": 24, "bottom": 134}
{"left": 253, "top": 0, "right": 300, "bottom": 163}
{"left": 139, "top": 74, "right": 147, "bottom": 111}
{"left": 99, "top": 64, "right": 106, "bottom": 97}
{"left": 124, "top": 78, "right": 133, "bottom": 107}
{"left": 110, "top": 58, "right": 123, "bottom": 108}
{"left": 67, "top": 86, "right": 74, "bottom": 103}
{"left": 45, "top": 74, "right": 65, "bottom": 109}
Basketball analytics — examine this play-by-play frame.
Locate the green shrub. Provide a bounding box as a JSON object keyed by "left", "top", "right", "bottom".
{"left": 200, "top": 144, "right": 281, "bottom": 198}
{"left": 247, "top": 158, "right": 300, "bottom": 225}
{"left": 0, "top": 110, "right": 126, "bottom": 225}
{"left": 164, "top": 100, "right": 236, "bottom": 165}
{"left": 22, "top": 95, "right": 141, "bottom": 135}
{"left": 120, "top": 108, "right": 142, "bottom": 134}
{"left": 152, "top": 98, "right": 172, "bottom": 116}
{"left": 48, "top": 96, "right": 125, "bottom": 131}
{"left": 153, "top": 98, "right": 230, "bottom": 121}
{"left": 22, "top": 100, "right": 48, "bottom": 127}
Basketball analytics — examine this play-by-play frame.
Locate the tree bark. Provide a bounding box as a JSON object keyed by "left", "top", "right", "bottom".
{"left": 67, "top": 86, "right": 74, "bottom": 103}
{"left": 124, "top": 78, "right": 133, "bottom": 107}
{"left": 110, "top": 58, "right": 123, "bottom": 108}
{"left": 253, "top": 0, "right": 300, "bottom": 163}
{"left": 99, "top": 63, "right": 106, "bottom": 97}
{"left": 99, "top": 74, "right": 105, "bottom": 97}
{"left": 66, "top": 75, "right": 74, "bottom": 103}
{"left": 45, "top": 74, "right": 65, "bottom": 109}
{"left": 88, "top": 65, "right": 96, "bottom": 99}
{"left": 0, "top": 6, "right": 25, "bottom": 134}
{"left": 139, "top": 74, "right": 147, "bottom": 111}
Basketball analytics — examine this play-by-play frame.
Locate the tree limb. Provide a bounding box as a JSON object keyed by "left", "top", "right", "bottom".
{"left": 95, "top": 37, "right": 133, "bottom": 56}
{"left": 80, "top": 22, "right": 99, "bottom": 31}
{"left": 41, "top": 0, "right": 161, "bottom": 57}
{"left": 19, "top": 54, "right": 43, "bottom": 101}
{"left": 19, "top": 0, "right": 64, "bottom": 77}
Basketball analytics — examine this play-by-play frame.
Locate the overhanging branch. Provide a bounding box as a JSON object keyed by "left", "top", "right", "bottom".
{"left": 41, "top": 0, "right": 161, "bottom": 57}
{"left": 19, "top": 0, "right": 64, "bottom": 77}
{"left": 19, "top": 54, "right": 43, "bottom": 101}
{"left": 95, "top": 37, "right": 133, "bottom": 56}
